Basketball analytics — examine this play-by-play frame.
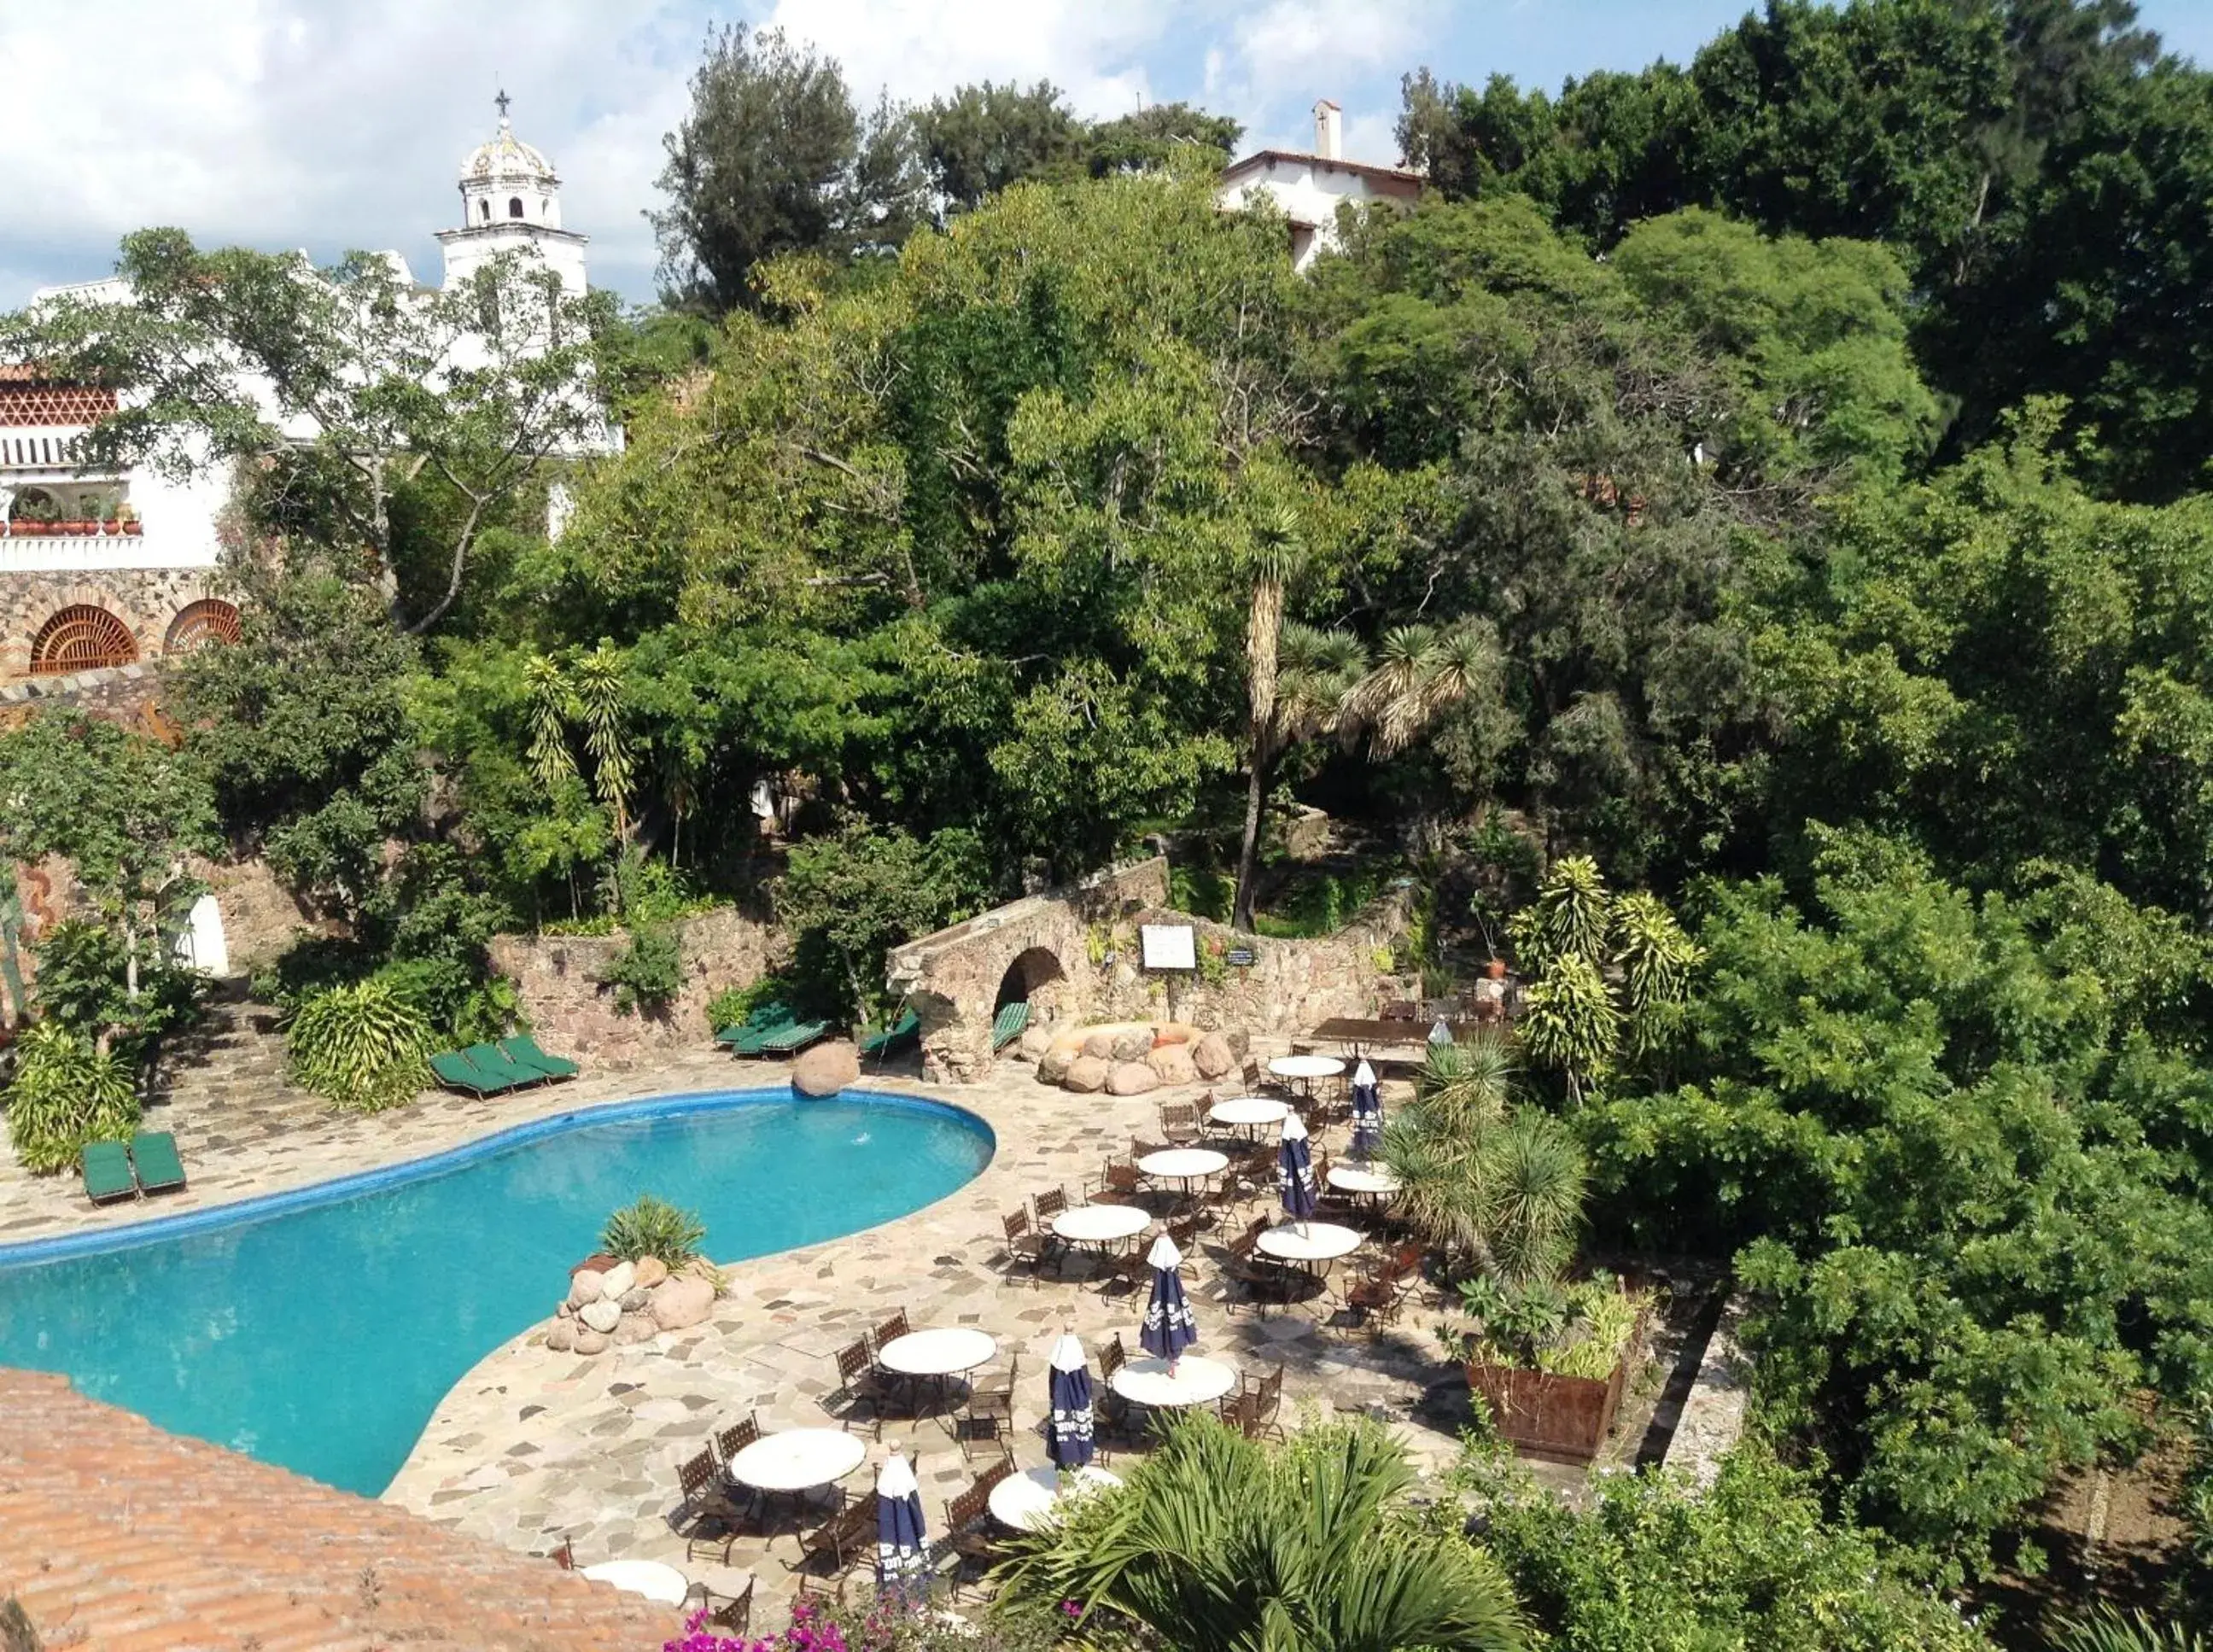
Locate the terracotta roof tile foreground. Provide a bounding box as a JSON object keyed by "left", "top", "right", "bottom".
{"left": 0, "top": 1369, "right": 679, "bottom": 1651}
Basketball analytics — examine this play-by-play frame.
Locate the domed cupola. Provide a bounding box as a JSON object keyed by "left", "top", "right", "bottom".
{"left": 435, "top": 90, "right": 589, "bottom": 293}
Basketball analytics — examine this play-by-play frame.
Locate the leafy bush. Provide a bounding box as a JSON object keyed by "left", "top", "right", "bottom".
{"left": 32, "top": 919, "right": 203, "bottom": 1066}
{"left": 1460, "top": 1441, "right": 1994, "bottom": 1651}
{"left": 3, "top": 1021, "right": 141, "bottom": 1174}
{"left": 286, "top": 978, "right": 433, "bottom": 1112}
{"left": 602, "top": 1194, "right": 705, "bottom": 1267}
{"left": 601, "top": 924, "right": 684, "bottom": 1016}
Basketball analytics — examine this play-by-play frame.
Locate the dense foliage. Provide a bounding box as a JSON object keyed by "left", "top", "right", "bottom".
{"left": 283, "top": 978, "right": 433, "bottom": 1113}
{"left": 2, "top": 1020, "right": 142, "bottom": 1175}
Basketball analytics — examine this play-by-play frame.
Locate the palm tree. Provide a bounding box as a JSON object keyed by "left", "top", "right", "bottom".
{"left": 993, "top": 1413, "right": 1527, "bottom": 1652}
{"left": 1232, "top": 507, "right": 1305, "bottom": 933}
{"left": 1381, "top": 1036, "right": 1586, "bottom": 1285}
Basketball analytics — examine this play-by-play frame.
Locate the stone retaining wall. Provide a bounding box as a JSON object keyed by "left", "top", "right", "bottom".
{"left": 885, "top": 856, "right": 1410, "bottom": 1083}
{"left": 488, "top": 905, "right": 781, "bottom": 1067}
{"left": 1658, "top": 1292, "right": 1750, "bottom": 1487}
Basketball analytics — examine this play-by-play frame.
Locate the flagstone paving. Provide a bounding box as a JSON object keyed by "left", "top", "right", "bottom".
{"left": 380, "top": 1060, "right": 1503, "bottom": 1621}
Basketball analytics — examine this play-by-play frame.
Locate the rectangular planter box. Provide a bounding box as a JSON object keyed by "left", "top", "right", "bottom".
{"left": 1465, "top": 1311, "right": 1645, "bottom": 1466}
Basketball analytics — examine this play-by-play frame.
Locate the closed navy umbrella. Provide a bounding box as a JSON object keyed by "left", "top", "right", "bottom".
{"left": 874, "top": 1452, "right": 929, "bottom": 1609}
{"left": 1278, "top": 1112, "right": 1318, "bottom": 1226}
{"left": 1349, "top": 1059, "right": 1383, "bottom": 1159}
{"left": 1047, "top": 1332, "right": 1095, "bottom": 1471}
{"left": 1138, "top": 1235, "right": 1199, "bottom": 1370}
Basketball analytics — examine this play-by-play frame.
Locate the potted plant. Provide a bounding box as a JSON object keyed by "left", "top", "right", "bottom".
{"left": 1441, "top": 1271, "right": 1647, "bottom": 1464}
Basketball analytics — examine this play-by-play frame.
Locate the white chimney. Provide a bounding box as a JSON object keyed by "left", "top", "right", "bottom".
{"left": 1315, "top": 99, "right": 1343, "bottom": 161}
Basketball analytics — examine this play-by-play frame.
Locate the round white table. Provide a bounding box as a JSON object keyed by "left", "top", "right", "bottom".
{"left": 1207, "top": 1096, "right": 1290, "bottom": 1136}
{"left": 878, "top": 1326, "right": 998, "bottom": 1379}
{"left": 988, "top": 1464, "right": 1122, "bottom": 1532}
{"left": 1258, "top": 1222, "right": 1363, "bottom": 1264}
{"left": 1269, "top": 1054, "right": 1346, "bottom": 1081}
{"left": 1052, "top": 1203, "right": 1152, "bottom": 1246}
{"left": 1138, "top": 1147, "right": 1229, "bottom": 1188}
{"left": 1326, "top": 1164, "right": 1402, "bottom": 1196}
{"left": 580, "top": 1558, "right": 691, "bottom": 1605}
{"left": 725, "top": 1427, "right": 867, "bottom": 1493}
{"left": 878, "top": 1325, "right": 999, "bottom": 1415}
{"left": 1110, "top": 1354, "right": 1238, "bottom": 1409}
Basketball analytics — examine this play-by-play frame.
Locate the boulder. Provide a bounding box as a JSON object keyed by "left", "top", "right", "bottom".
{"left": 567, "top": 1271, "right": 604, "bottom": 1308}
{"left": 579, "top": 1299, "right": 622, "bottom": 1335}
{"left": 557, "top": 1300, "right": 573, "bottom": 1319}
{"left": 1110, "top": 1027, "right": 1155, "bottom": 1063}
{"left": 793, "top": 1038, "right": 861, "bottom": 1097}
{"left": 544, "top": 1318, "right": 575, "bottom": 1353}
{"left": 614, "top": 1313, "right": 659, "bottom": 1346}
{"left": 1018, "top": 1025, "right": 1054, "bottom": 1062}
{"left": 1191, "top": 1032, "right": 1235, "bottom": 1080}
{"left": 618, "top": 1287, "right": 652, "bottom": 1313}
{"left": 1106, "top": 1060, "right": 1160, "bottom": 1096}
{"left": 633, "top": 1257, "right": 670, "bottom": 1290}
{"left": 599, "top": 1260, "right": 637, "bottom": 1300}
{"left": 1037, "top": 1048, "right": 1073, "bottom": 1085}
{"left": 569, "top": 1252, "right": 620, "bottom": 1277}
{"left": 1153, "top": 1022, "right": 1200, "bottom": 1047}
{"left": 651, "top": 1275, "right": 717, "bottom": 1332}
{"left": 1146, "top": 1043, "right": 1196, "bottom": 1085}
{"left": 573, "top": 1328, "right": 610, "bottom": 1356}
{"left": 1064, "top": 1055, "right": 1111, "bottom": 1094}
{"left": 1082, "top": 1029, "right": 1118, "bottom": 1060}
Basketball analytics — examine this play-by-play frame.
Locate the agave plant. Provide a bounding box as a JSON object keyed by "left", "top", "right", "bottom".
{"left": 993, "top": 1412, "right": 1527, "bottom": 1652}
{"left": 602, "top": 1194, "right": 707, "bottom": 1267}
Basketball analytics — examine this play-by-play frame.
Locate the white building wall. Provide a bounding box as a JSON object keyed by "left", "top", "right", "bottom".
{"left": 1217, "top": 158, "right": 1414, "bottom": 272}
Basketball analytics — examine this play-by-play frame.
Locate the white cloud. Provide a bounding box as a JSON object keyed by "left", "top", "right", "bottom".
{"left": 0, "top": 0, "right": 1423, "bottom": 310}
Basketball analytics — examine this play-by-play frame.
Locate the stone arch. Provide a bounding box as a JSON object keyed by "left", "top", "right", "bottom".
{"left": 165, "top": 598, "right": 242, "bottom": 656}
{"left": 29, "top": 604, "right": 137, "bottom": 674}
{"left": 994, "top": 944, "right": 1069, "bottom": 1019}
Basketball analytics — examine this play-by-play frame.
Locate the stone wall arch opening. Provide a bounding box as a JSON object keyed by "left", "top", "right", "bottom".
{"left": 29, "top": 604, "right": 137, "bottom": 675}
{"left": 166, "top": 598, "right": 242, "bottom": 656}
{"left": 995, "top": 945, "right": 1070, "bottom": 1024}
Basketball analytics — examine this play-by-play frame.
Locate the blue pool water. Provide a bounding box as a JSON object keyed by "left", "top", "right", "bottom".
{"left": 0, "top": 1089, "right": 991, "bottom": 1496}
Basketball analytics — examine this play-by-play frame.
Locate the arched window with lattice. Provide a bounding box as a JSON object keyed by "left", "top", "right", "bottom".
{"left": 28, "top": 605, "right": 137, "bottom": 675}
{"left": 165, "top": 598, "right": 242, "bottom": 657}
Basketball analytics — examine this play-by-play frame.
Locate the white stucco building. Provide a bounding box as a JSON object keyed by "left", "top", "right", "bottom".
{"left": 1217, "top": 99, "right": 1424, "bottom": 272}
{"left": 0, "top": 98, "right": 593, "bottom": 681}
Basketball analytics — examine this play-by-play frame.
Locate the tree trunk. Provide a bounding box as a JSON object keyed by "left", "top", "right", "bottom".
{"left": 1232, "top": 733, "right": 1272, "bottom": 934}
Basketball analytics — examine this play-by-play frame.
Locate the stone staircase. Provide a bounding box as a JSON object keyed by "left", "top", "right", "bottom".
{"left": 147, "top": 975, "right": 327, "bottom": 1149}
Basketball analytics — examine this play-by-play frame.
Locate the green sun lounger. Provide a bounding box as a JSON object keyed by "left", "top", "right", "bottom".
{"left": 464, "top": 1043, "right": 546, "bottom": 1089}
{"left": 81, "top": 1141, "right": 136, "bottom": 1205}
{"left": 499, "top": 1033, "right": 578, "bottom": 1079}
{"left": 130, "top": 1131, "right": 186, "bottom": 1196}
{"left": 991, "top": 1000, "right": 1031, "bottom": 1052}
{"left": 429, "top": 1049, "right": 506, "bottom": 1097}
{"left": 715, "top": 1002, "right": 794, "bottom": 1051}
{"left": 860, "top": 1008, "right": 920, "bottom": 1060}
{"left": 752, "top": 1018, "right": 830, "bottom": 1056}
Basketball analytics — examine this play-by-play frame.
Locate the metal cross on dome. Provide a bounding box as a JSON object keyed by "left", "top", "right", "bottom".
{"left": 494, "top": 88, "right": 511, "bottom": 121}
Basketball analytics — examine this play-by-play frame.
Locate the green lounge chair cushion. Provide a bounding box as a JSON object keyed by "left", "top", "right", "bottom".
{"left": 130, "top": 1131, "right": 185, "bottom": 1194}
{"left": 715, "top": 1002, "right": 794, "bottom": 1048}
{"left": 82, "top": 1141, "right": 136, "bottom": 1204}
{"left": 753, "top": 1018, "right": 830, "bottom": 1054}
{"left": 499, "top": 1033, "right": 579, "bottom": 1078}
{"left": 991, "top": 1000, "right": 1031, "bottom": 1051}
{"left": 464, "top": 1043, "right": 544, "bottom": 1089}
{"left": 429, "top": 1050, "right": 504, "bottom": 1095}
{"left": 860, "top": 1009, "right": 920, "bottom": 1059}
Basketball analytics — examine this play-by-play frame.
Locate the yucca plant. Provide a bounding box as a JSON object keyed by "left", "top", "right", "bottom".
{"left": 3, "top": 1020, "right": 140, "bottom": 1174}
{"left": 1508, "top": 854, "right": 1610, "bottom": 970}
{"left": 286, "top": 978, "right": 433, "bottom": 1113}
{"left": 993, "top": 1411, "right": 1527, "bottom": 1652}
{"left": 602, "top": 1194, "right": 706, "bottom": 1267}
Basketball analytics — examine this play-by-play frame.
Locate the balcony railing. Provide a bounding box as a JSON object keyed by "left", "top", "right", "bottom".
{"left": 1, "top": 520, "right": 142, "bottom": 538}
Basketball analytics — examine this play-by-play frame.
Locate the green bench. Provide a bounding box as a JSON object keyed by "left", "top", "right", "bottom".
{"left": 860, "top": 1008, "right": 920, "bottom": 1061}
{"left": 991, "top": 1000, "right": 1031, "bottom": 1052}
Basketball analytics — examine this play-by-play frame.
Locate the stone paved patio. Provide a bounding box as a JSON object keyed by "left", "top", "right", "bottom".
{"left": 381, "top": 1059, "right": 1484, "bottom": 1620}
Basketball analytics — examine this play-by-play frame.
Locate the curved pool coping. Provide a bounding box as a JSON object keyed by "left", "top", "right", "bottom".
{"left": 0, "top": 1085, "right": 997, "bottom": 1270}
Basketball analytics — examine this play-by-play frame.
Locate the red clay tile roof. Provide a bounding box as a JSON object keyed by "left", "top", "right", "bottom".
{"left": 0, "top": 1369, "right": 679, "bottom": 1651}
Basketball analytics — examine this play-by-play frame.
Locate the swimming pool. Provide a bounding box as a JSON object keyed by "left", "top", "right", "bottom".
{"left": 0, "top": 1089, "right": 992, "bottom": 1496}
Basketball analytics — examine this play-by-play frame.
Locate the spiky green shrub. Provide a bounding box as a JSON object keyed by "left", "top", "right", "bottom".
{"left": 1612, "top": 889, "right": 1703, "bottom": 1058}
{"left": 1509, "top": 854, "right": 1610, "bottom": 969}
{"left": 3, "top": 1020, "right": 141, "bottom": 1174}
{"left": 1517, "top": 950, "right": 1620, "bottom": 1103}
{"left": 286, "top": 978, "right": 432, "bottom": 1112}
{"left": 2052, "top": 1610, "right": 2208, "bottom": 1652}
{"left": 602, "top": 1194, "right": 706, "bottom": 1267}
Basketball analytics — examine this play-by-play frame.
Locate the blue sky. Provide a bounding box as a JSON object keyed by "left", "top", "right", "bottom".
{"left": 4, "top": 0, "right": 2210, "bottom": 309}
